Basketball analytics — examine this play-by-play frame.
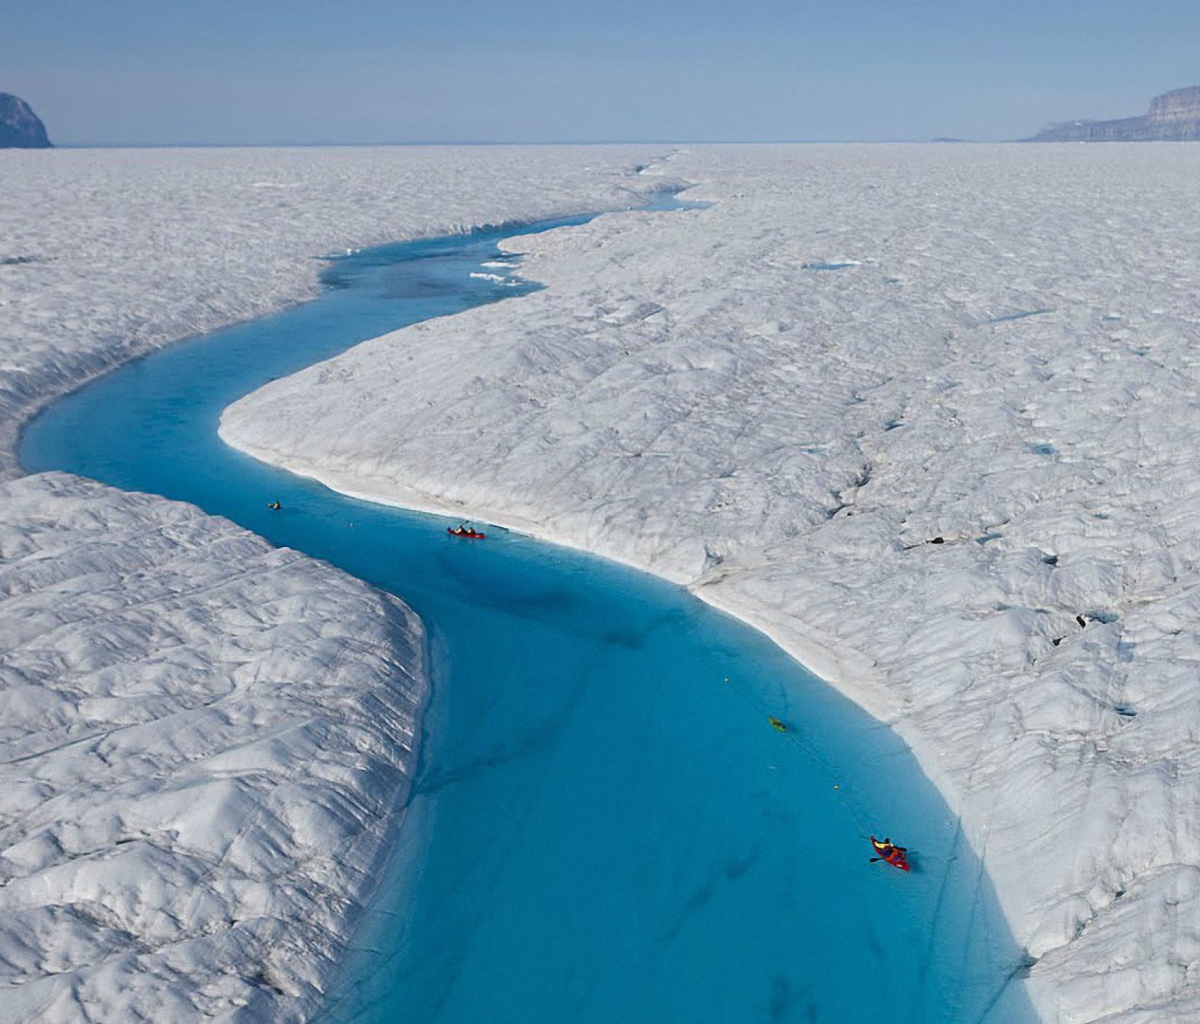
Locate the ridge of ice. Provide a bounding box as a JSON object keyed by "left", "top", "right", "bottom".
{"left": 222, "top": 143, "right": 1200, "bottom": 1023}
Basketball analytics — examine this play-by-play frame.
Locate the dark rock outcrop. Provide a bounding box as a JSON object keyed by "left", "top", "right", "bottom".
{"left": 0, "top": 93, "right": 52, "bottom": 148}
{"left": 1027, "top": 85, "right": 1200, "bottom": 142}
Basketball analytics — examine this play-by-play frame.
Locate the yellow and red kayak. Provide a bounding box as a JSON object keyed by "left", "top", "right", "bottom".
{"left": 870, "top": 836, "right": 910, "bottom": 872}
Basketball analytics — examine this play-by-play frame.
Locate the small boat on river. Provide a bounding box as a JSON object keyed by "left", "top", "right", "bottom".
{"left": 870, "top": 836, "right": 910, "bottom": 872}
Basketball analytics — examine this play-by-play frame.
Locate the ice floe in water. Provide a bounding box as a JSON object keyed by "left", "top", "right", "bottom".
{"left": 469, "top": 271, "right": 519, "bottom": 284}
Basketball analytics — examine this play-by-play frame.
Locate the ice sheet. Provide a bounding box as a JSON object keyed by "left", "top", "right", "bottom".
{"left": 0, "top": 145, "right": 667, "bottom": 1022}
{"left": 222, "top": 142, "right": 1200, "bottom": 1023}
{"left": 0, "top": 144, "right": 675, "bottom": 479}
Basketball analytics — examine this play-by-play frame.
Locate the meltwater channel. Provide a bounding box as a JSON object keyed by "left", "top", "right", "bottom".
{"left": 20, "top": 201, "right": 1035, "bottom": 1024}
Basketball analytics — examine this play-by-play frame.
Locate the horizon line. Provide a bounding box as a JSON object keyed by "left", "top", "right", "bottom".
{"left": 39, "top": 137, "right": 1007, "bottom": 150}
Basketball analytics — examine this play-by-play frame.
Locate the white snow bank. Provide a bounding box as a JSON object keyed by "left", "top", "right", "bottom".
{"left": 0, "top": 473, "right": 426, "bottom": 1023}
{"left": 222, "top": 142, "right": 1200, "bottom": 1023}
{"left": 0, "top": 144, "right": 674, "bottom": 479}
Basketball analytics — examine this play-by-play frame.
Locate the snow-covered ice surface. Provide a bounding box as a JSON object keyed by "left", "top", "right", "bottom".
{"left": 0, "top": 146, "right": 666, "bottom": 1021}
{"left": 0, "top": 144, "right": 673, "bottom": 479}
{"left": 0, "top": 473, "right": 425, "bottom": 1023}
{"left": 223, "top": 143, "right": 1200, "bottom": 1023}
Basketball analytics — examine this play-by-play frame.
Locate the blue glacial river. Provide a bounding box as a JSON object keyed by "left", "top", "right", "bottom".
{"left": 20, "top": 200, "right": 1036, "bottom": 1024}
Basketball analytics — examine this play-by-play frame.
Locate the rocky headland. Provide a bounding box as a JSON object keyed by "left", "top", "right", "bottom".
{"left": 1029, "top": 85, "right": 1200, "bottom": 142}
{"left": 0, "top": 94, "right": 51, "bottom": 149}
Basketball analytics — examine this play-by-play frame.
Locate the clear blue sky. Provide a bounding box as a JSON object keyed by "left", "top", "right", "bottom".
{"left": 3, "top": 0, "right": 1198, "bottom": 145}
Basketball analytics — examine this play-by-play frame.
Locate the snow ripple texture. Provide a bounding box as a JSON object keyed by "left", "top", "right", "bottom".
{"left": 0, "top": 473, "right": 426, "bottom": 1023}
{"left": 223, "top": 143, "right": 1200, "bottom": 1024}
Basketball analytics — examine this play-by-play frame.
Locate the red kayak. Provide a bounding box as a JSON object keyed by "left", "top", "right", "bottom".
{"left": 447, "top": 526, "right": 486, "bottom": 539}
{"left": 870, "top": 836, "right": 910, "bottom": 872}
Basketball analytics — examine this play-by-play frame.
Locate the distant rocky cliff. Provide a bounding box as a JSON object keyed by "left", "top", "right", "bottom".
{"left": 0, "top": 93, "right": 52, "bottom": 148}
{"left": 1029, "top": 85, "right": 1200, "bottom": 142}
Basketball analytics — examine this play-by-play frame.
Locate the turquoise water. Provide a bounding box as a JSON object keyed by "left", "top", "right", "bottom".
{"left": 20, "top": 203, "right": 1035, "bottom": 1024}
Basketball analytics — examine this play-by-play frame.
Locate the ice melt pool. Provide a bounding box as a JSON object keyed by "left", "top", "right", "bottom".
{"left": 20, "top": 201, "right": 1036, "bottom": 1024}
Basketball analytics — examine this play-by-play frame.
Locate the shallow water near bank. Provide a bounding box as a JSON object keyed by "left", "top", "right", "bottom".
{"left": 20, "top": 201, "right": 1035, "bottom": 1023}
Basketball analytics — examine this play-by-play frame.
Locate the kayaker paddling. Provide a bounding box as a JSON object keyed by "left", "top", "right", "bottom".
{"left": 870, "top": 836, "right": 910, "bottom": 872}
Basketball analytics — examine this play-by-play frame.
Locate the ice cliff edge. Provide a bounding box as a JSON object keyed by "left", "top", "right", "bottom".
{"left": 1028, "top": 84, "right": 1200, "bottom": 141}
{"left": 0, "top": 93, "right": 52, "bottom": 148}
